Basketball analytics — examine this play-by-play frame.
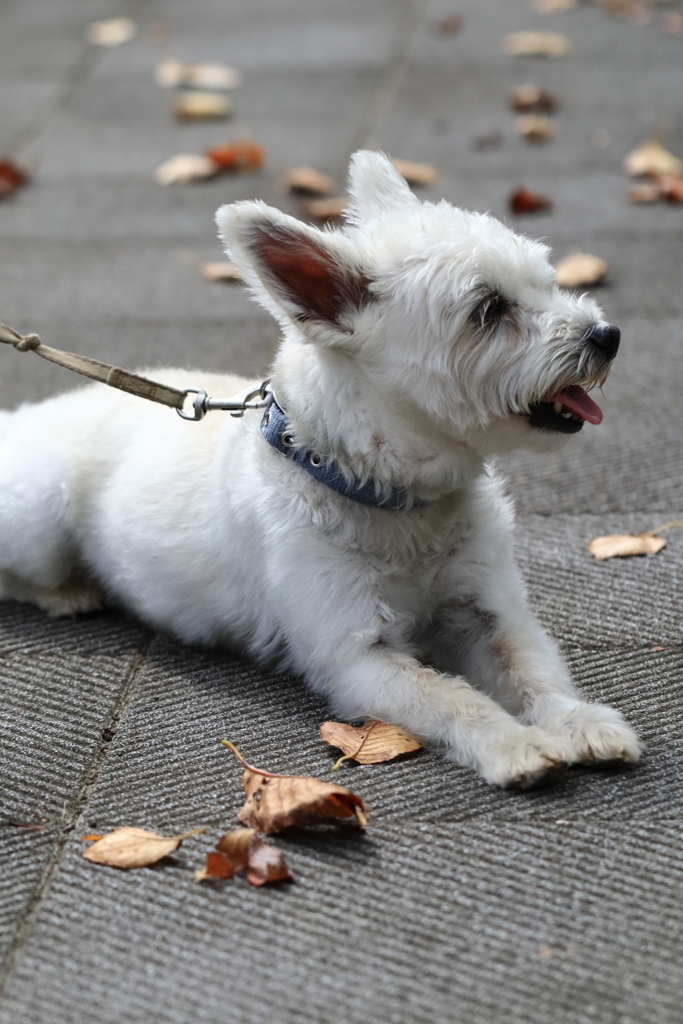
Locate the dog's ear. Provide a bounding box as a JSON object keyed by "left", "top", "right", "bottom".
{"left": 345, "top": 150, "right": 418, "bottom": 225}
{"left": 216, "top": 201, "right": 372, "bottom": 344}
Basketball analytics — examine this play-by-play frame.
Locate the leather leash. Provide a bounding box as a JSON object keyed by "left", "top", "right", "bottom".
{"left": 0, "top": 322, "right": 272, "bottom": 420}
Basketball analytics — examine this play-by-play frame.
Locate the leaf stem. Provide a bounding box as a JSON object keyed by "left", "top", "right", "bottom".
{"left": 645, "top": 520, "right": 683, "bottom": 538}
{"left": 175, "top": 828, "right": 208, "bottom": 841}
{"left": 332, "top": 721, "right": 380, "bottom": 771}
{"left": 220, "top": 740, "right": 288, "bottom": 778}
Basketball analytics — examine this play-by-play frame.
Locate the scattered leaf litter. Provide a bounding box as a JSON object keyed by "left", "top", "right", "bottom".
{"left": 510, "top": 84, "right": 558, "bottom": 113}
{"left": 391, "top": 158, "right": 439, "bottom": 186}
{"left": 555, "top": 252, "right": 608, "bottom": 287}
{"left": 86, "top": 17, "right": 136, "bottom": 47}
{"left": 509, "top": 187, "right": 553, "bottom": 213}
{"left": 516, "top": 114, "right": 555, "bottom": 141}
{"left": 320, "top": 720, "right": 422, "bottom": 769}
{"left": 82, "top": 827, "right": 205, "bottom": 868}
{"left": 222, "top": 741, "right": 368, "bottom": 834}
{"left": 173, "top": 92, "right": 233, "bottom": 122}
{"left": 502, "top": 31, "right": 572, "bottom": 56}
{"left": 155, "top": 59, "right": 242, "bottom": 91}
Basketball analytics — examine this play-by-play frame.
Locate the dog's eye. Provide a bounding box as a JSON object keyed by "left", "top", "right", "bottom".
{"left": 472, "top": 292, "right": 511, "bottom": 330}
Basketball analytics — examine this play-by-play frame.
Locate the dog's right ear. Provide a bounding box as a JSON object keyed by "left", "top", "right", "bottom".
{"left": 345, "top": 150, "right": 418, "bottom": 225}
{"left": 216, "top": 201, "right": 372, "bottom": 345}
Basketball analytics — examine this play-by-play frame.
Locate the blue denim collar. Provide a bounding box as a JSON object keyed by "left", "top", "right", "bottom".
{"left": 260, "top": 398, "right": 431, "bottom": 511}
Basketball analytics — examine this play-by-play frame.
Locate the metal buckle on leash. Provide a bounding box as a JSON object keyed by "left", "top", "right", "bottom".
{"left": 177, "top": 379, "right": 273, "bottom": 421}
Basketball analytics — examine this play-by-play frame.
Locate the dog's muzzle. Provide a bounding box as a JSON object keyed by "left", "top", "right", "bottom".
{"left": 527, "top": 322, "right": 619, "bottom": 434}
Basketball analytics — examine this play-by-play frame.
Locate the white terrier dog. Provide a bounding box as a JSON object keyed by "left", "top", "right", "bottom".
{"left": 0, "top": 151, "right": 641, "bottom": 787}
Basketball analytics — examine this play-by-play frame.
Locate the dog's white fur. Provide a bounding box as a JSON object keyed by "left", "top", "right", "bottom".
{"left": 0, "top": 152, "right": 641, "bottom": 787}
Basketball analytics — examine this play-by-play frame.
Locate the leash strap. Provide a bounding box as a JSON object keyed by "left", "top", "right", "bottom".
{"left": 0, "top": 322, "right": 187, "bottom": 410}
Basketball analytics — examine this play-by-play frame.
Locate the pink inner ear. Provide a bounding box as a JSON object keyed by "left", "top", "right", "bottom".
{"left": 250, "top": 224, "right": 369, "bottom": 326}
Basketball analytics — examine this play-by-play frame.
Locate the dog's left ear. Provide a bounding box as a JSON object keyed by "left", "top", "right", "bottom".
{"left": 216, "top": 201, "right": 372, "bottom": 344}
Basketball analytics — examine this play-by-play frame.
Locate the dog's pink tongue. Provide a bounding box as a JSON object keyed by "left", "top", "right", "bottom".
{"left": 546, "top": 385, "right": 603, "bottom": 425}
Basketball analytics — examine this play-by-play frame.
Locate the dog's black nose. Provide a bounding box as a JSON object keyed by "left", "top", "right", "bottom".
{"left": 587, "top": 323, "right": 620, "bottom": 360}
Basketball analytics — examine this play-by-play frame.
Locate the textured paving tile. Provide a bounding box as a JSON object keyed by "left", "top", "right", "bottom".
{"left": 2, "top": 821, "right": 683, "bottom": 1024}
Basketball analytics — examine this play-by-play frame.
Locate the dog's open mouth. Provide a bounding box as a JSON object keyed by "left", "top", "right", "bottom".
{"left": 527, "top": 385, "right": 603, "bottom": 434}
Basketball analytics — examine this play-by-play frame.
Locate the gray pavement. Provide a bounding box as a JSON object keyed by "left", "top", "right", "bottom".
{"left": 0, "top": 0, "right": 682, "bottom": 1021}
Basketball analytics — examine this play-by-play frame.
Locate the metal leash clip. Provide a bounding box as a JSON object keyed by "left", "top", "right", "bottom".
{"left": 177, "top": 379, "right": 273, "bottom": 421}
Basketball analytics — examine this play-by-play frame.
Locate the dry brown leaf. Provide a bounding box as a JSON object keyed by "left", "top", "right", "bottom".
{"left": 206, "top": 140, "right": 265, "bottom": 172}
{"left": 195, "top": 828, "right": 291, "bottom": 886}
{"left": 173, "top": 92, "right": 232, "bottom": 122}
{"left": 86, "top": 17, "right": 136, "bottom": 46}
{"left": 510, "top": 84, "right": 558, "bottom": 113}
{"left": 627, "top": 182, "right": 661, "bottom": 204}
{"left": 245, "top": 837, "right": 293, "bottom": 887}
{"left": 0, "top": 159, "right": 29, "bottom": 200}
{"left": 154, "top": 154, "right": 217, "bottom": 185}
{"left": 80, "top": 834, "right": 102, "bottom": 841}
{"left": 502, "top": 31, "right": 572, "bottom": 56}
{"left": 516, "top": 115, "right": 555, "bottom": 142}
{"left": 628, "top": 174, "right": 683, "bottom": 204}
{"left": 509, "top": 187, "right": 553, "bottom": 214}
{"left": 222, "top": 741, "right": 367, "bottom": 834}
{"left": 533, "top": 0, "right": 577, "bottom": 11}
{"left": 82, "top": 827, "right": 204, "bottom": 868}
{"left": 155, "top": 59, "right": 242, "bottom": 91}
{"left": 200, "top": 261, "right": 243, "bottom": 283}
{"left": 300, "top": 196, "right": 348, "bottom": 221}
{"left": 623, "top": 139, "right": 683, "bottom": 179}
{"left": 588, "top": 534, "right": 667, "bottom": 560}
{"left": 319, "top": 720, "right": 422, "bottom": 767}
{"left": 391, "top": 158, "right": 439, "bottom": 187}
{"left": 283, "top": 166, "right": 336, "bottom": 197}
{"left": 555, "top": 252, "right": 608, "bottom": 287}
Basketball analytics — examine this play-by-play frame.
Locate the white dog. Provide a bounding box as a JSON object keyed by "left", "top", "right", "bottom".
{"left": 0, "top": 151, "right": 641, "bottom": 787}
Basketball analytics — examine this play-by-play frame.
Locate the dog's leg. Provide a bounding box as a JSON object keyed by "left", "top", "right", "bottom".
{"left": 321, "top": 647, "right": 568, "bottom": 788}
{"left": 425, "top": 573, "right": 642, "bottom": 768}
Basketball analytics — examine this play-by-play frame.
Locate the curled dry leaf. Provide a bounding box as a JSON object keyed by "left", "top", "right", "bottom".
{"left": 155, "top": 59, "right": 242, "bottom": 91}
{"left": 200, "top": 261, "right": 243, "bottom": 283}
{"left": 205, "top": 140, "right": 265, "bottom": 172}
{"left": 155, "top": 154, "right": 217, "bottom": 185}
{"left": 588, "top": 534, "right": 667, "bottom": 560}
{"left": 628, "top": 175, "right": 683, "bottom": 204}
{"left": 195, "top": 828, "right": 292, "bottom": 887}
{"left": 589, "top": 521, "right": 683, "bottom": 560}
{"left": 0, "top": 160, "right": 29, "bottom": 200}
{"left": 246, "top": 837, "right": 293, "bottom": 887}
{"left": 283, "top": 166, "right": 336, "bottom": 197}
{"left": 391, "top": 158, "right": 439, "bottom": 187}
{"left": 222, "top": 741, "right": 367, "bottom": 834}
{"left": 86, "top": 17, "right": 136, "bottom": 47}
{"left": 320, "top": 720, "right": 422, "bottom": 768}
{"left": 301, "top": 196, "right": 348, "bottom": 222}
{"left": 173, "top": 92, "right": 232, "bottom": 122}
{"left": 511, "top": 84, "right": 558, "bottom": 113}
{"left": 509, "top": 187, "right": 553, "bottom": 214}
{"left": 623, "top": 140, "right": 683, "bottom": 179}
{"left": 516, "top": 115, "right": 555, "bottom": 142}
{"left": 502, "top": 31, "right": 572, "bottom": 56}
{"left": 555, "top": 252, "right": 608, "bottom": 287}
{"left": 82, "top": 827, "right": 204, "bottom": 868}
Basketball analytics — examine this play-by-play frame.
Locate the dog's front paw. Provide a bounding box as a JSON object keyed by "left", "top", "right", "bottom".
{"left": 538, "top": 699, "right": 642, "bottom": 766}
{"left": 475, "top": 725, "right": 567, "bottom": 790}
